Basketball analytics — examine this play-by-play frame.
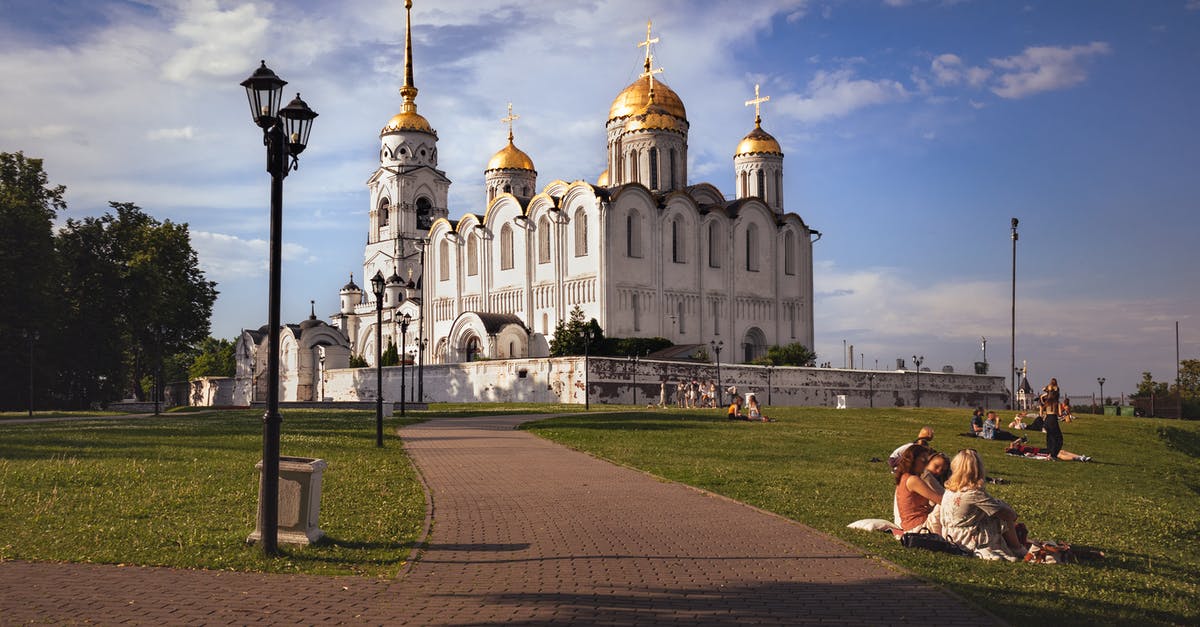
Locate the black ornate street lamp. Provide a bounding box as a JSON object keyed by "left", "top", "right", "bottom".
{"left": 628, "top": 354, "right": 640, "bottom": 406}
{"left": 710, "top": 340, "right": 724, "bottom": 406}
{"left": 912, "top": 355, "right": 925, "bottom": 408}
{"left": 418, "top": 338, "right": 428, "bottom": 402}
{"left": 765, "top": 364, "right": 774, "bottom": 407}
{"left": 867, "top": 372, "right": 876, "bottom": 408}
{"left": 583, "top": 327, "right": 593, "bottom": 411}
{"left": 1097, "top": 377, "right": 1106, "bottom": 409}
{"left": 400, "top": 313, "right": 411, "bottom": 417}
{"left": 371, "top": 271, "right": 385, "bottom": 447}
{"left": 241, "top": 60, "right": 317, "bottom": 556}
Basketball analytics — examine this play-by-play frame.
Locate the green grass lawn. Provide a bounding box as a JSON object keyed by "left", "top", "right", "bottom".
{"left": 0, "top": 410, "right": 426, "bottom": 576}
{"left": 0, "top": 410, "right": 129, "bottom": 421}
{"left": 525, "top": 407, "right": 1200, "bottom": 626}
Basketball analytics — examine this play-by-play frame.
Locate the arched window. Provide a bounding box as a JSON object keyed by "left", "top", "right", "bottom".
{"left": 677, "top": 301, "right": 685, "bottom": 334}
{"left": 649, "top": 147, "right": 659, "bottom": 190}
{"left": 712, "top": 300, "right": 719, "bottom": 335}
{"left": 740, "top": 171, "right": 748, "bottom": 197}
{"left": 467, "top": 235, "right": 478, "bottom": 277}
{"left": 775, "top": 170, "right": 782, "bottom": 208}
{"left": 632, "top": 293, "right": 641, "bottom": 331}
{"left": 574, "top": 208, "right": 588, "bottom": 257}
{"left": 378, "top": 198, "right": 390, "bottom": 226}
{"left": 671, "top": 217, "right": 685, "bottom": 263}
{"left": 500, "top": 224, "right": 514, "bottom": 270}
{"left": 538, "top": 217, "right": 551, "bottom": 264}
{"left": 626, "top": 210, "right": 642, "bottom": 258}
{"left": 746, "top": 224, "right": 759, "bottom": 272}
{"left": 784, "top": 230, "right": 796, "bottom": 275}
{"left": 503, "top": 183, "right": 512, "bottom": 194}
{"left": 488, "top": 187, "right": 495, "bottom": 202}
{"left": 756, "top": 170, "right": 765, "bottom": 200}
{"left": 439, "top": 240, "right": 450, "bottom": 281}
{"left": 630, "top": 150, "right": 639, "bottom": 184}
{"left": 708, "top": 222, "right": 721, "bottom": 268}
{"left": 416, "top": 197, "right": 433, "bottom": 229}
{"left": 669, "top": 148, "right": 677, "bottom": 189}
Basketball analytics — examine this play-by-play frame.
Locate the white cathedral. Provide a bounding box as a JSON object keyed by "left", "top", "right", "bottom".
{"left": 236, "top": 4, "right": 816, "bottom": 402}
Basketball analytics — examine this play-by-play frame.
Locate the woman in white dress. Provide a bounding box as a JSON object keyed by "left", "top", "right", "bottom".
{"left": 932, "top": 449, "right": 1027, "bottom": 561}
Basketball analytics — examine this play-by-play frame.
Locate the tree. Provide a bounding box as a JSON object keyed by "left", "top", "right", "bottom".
{"left": 1132, "top": 372, "right": 1170, "bottom": 399}
{"left": 380, "top": 340, "right": 400, "bottom": 367}
{"left": 0, "top": 152, "right": 65, "bottom": 410}
{"left": 189, "top": 337, "right": 235, "bottom": 379}
{"left": 549, "top": 305, "right": 604, "bottom": 357}
{"left": 750, "top": 342, "right": 817, "bottom": 367}
{"left": 349, "top": 354, "right": 369, "bottom": 368}
{"left": 1178, "top": 359, "right": 1200, "bottom": 399}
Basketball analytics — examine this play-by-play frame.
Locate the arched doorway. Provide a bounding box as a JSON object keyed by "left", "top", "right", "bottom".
{"left": 743, "top": 327, "right": 767, "bottom": 363}
{"left": 463, "top": 334, "right": 482, "bottom": 362}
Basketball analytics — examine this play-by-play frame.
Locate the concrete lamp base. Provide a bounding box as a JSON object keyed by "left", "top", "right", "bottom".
{"left": 248, "top": 456, "right": 328, "bottom": 546}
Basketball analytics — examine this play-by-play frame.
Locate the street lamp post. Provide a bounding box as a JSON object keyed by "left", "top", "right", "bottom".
{"left": 628, "top": 354, "right": 640, "bottom": 406}
{"left": 1097, "top": 377, "right": 1106, "bottom": 410}
{"left": 371, "top": 271, "right": 385, "bottom": 447}
{"left": 22, "top": 330, "right": 37, "bottom": 417}
{"left": 1010, "top": 217, "right": 1019, "bottom": 409}
{"left": 912, "top": 355, "right": 925, "bottom": 408}
{"left": 710, "top": 340, "right": 724, "bottom": 406}
{"left": 867, "top": 373, "right": 876, "bottom": 408}
{"left": 240, "top": 60, "right": 318, "bottom": 556}
{"left": 418, "top": 338, "right": 428, "bottom": 402}
{"left": 765, "top": 364, "right": 774, "bottom": 406}
{"left": 400, "top": 313, "right": 411, "bottom": 417}
{"left": 583, "top": 327, "right": 593, "bottom": 411}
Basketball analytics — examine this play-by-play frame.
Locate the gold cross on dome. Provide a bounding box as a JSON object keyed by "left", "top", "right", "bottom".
{"left": 745, "top": 83, "right": 770, "bottom": 123}
{"left": 501, "top": 102, "right": 519, "bottom": 142}
{"left": 638, "top": 19, "right": 659, "bottom": 66}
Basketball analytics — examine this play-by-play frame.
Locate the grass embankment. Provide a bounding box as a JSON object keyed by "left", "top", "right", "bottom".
{"left": 525, "top": 407, "right": 1200, "bottom": 626}
{"left": 0, "top": 410, "right": 426, "bottom": 576}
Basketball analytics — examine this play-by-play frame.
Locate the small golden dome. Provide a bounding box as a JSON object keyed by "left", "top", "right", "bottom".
{"left": 597, "top": 169, "right": 609, "bottom": 186}
{"left": 486, "top": 140, "right": 535, "bottom": 171}
{"left": 609, "top": 75, "right": 687, "bottom": 122}
{"left": 735, "top": 121, "right": 783, "bottom": 156}
{"left": 382, "top": 110, "right": 433, "bottom": 135}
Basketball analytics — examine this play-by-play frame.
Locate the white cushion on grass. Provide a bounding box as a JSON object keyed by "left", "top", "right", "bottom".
{"left": 847, "top": 518, "right": 900, "bottom": 532}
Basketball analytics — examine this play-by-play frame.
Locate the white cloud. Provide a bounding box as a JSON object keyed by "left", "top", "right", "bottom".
{"left": 191, "top": 231, "right": 315, "bottom": 280}
{"left": 931, "top": 53, "right": 992, "bottom": 87}
{"left": 147, "top": 126, "right": 196, "bottom": 141}
{"left": 774, "top": 70, "right": 909, "bottom": 122}
{"left": 989, "top": 42, "right": 1110, "bottom": 99}
{"left": 162, "top": 0, "right": 270, "bottom": 83}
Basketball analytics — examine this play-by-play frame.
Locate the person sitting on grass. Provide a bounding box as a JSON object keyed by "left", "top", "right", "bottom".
{"left": 921, "top": 452, "right": 951, "bottom": 496}
{"left": 1006, "top": 439, "right": 1093, "bottom": 462}
{"left": 746, "top": 393, "right": 774, "bottom": 422}
{"left": 1009, "top": 412, "right": 1028, "bottom": 430}
{"left": 894, "top": 444, "right": 943, "bottom": 532}
{"left": 888, "top": 426, "right": 935, "bottom": 470}
{"left": 979, "top": 411, "right": 1020, "bottom": 441}
{"left": 726, "top": 393, "right": 745, "bottom": 420}
{"left": 931, "top": 449, "right": 1028, "bottom": 561}
{"left": 1060, "top": 398, "right": 1076, "bottom": 423}
{"left": 970, "top": 407, "right": 985, "bottom": 435}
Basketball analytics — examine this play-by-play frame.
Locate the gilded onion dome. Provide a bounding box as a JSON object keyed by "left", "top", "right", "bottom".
{"left": 382, "top": 110, "right": 433, "bottom": 135}
{"left": 486, "top": 139, "right": 535, "bottom": 171}
{"left": 609, "top": 74, "right": 687, "bottom": 122}
{"left": 735, "top": 118, "right": 783, "bottom": 157}
{"left": 597, "top": 169, "right": 609, "bottom": 186}
{"left": 623, "top": 96, "right": 689, "bottom": 134}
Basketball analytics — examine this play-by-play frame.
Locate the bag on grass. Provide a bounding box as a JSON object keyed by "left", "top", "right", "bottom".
{"left": 900, "top": 529, "right": 973, "bottom": 557}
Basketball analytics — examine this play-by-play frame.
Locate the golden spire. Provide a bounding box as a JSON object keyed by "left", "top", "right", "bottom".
{"left": 638, "top": 20, "right": 663, "bottom": 101}
{"left": 501, "top": 102, "right": 519, "bottom": 143}
{"left": 399, "top": 0, "right": 418, "bottom": 114}
{"left": 745, "top": 83, "right": 770, "bottom": 127}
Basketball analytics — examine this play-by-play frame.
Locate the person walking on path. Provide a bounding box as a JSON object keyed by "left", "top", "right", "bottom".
{"left": 1040, "top": 378, "right": 1064, "bottom": 459}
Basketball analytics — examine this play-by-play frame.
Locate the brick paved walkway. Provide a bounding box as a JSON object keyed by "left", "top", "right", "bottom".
{"left": 0, "top": 413, "right": 1000, "bottom": 625}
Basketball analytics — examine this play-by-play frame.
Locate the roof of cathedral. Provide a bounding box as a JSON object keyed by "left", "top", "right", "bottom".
{"left": 382, "top": 110, "right": 434, "bottom": 135}
{"left": 486, "top": 139, "right": 535, "bottom": 171}
{"left": 341, "top": 274, "right": 361, "bottom": 292}
{"left": 475, "top": 312, "right": 528, "bottom": 334}
{"left": 735, "top": 118, "right": 783, "bottom": 156}
{"left": 609, "top": 74, "right": 687, "bottom": 122}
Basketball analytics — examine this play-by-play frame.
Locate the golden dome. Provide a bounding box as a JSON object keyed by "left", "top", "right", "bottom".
{"left": 597, "top": 169, "right": 609, "bottom": 186}
{"left": 486, "top": 140, "right": 535, "bottom": 171}
{"left": 382, "top": 110, "right": 433, "bottom": 135}
{"left": 735, "top": 121, "right": 783, "bottom": 156}
{"left": 609, "top": 75, "right": 686, "bottom": 122}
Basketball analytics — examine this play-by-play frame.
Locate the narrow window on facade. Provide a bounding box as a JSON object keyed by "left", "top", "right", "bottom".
{"left": 538, "top": 217, "right": 551, "bottom": 264}
{"left": 627, "top": 211, "right": 642, "bottom": 258}
{"left": 542, "top": 313, "right": 548, "bottom": 334}
{"left": 630, "top": 150, "right": 639, "bottom": 184}
{"left": 746, "top": 224, "right": 759, "bottom": 271}
{"left": 467, "top": 236, "right": 478, "bottom": 276}
{"left": 670, "top": 148, "right": 677, "bottom": 189}
{"left": 649, "top": 147, "right": 659, "bottom": 190}
{"left": 671, "top": 219, "right": 679, "bottom": 263}
{"left": 775, "top": 171, "right": 782, "bottom": 208}
{"left": 439, "top": 240, "right": 450, "bottom": 281}
{"left": 740, "top": 171, "right": 748, "bottom": 197}
{"left": 712, "top": 300, "right": 719, "bottom": 335}
{"left": 677, "top": 301, "right": 685, "bottom": 334}
{"left": 500, "top": 224, "right": 514, "bottom": 270}
{"left": 789, "top": 304, "right": 796, "bottom": 339}
{"left": 756, "top": 170, "right": 765, "bottom": 200}
{"left": 574, "top": 208, "right": 588, "bottom": 257}
{"left": 488, "top": 187, "right": 495, "bottom": 202}
{"left": 416, "top": 197, "right": 433, "bottom": 229}
{"left": 503, "top": 183, "right": 512, "bottom": 194}
{"left": 632, "top": 293, "right": 641, "bottom": 331}
{"left": 784, "top": 230, "right": 796, "bottom": 275}
{"left": 379, "top": 198, "right": 390, "bottom": 226}
{"left": 708, "top": 222, "right": 721, "bottom": 268}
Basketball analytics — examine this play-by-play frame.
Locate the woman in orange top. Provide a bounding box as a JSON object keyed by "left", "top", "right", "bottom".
{"left": 893, "top": 444, "right": 943, "bottom": 531}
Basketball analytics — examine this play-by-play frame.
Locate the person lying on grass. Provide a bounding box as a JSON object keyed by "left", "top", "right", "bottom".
{"left": 928, "top": 449, "right": 1028, "bottom": 561}
{"left": 894, "top": 444, "right": 943, "bottom": 532}
{"left": 1005, "top": 439, "right": 1093, "bottom": 462}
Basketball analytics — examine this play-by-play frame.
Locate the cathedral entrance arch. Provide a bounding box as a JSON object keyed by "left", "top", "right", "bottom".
{"left": 743, "top": 326, "right": 767, "bottom": 362}
{"left": 447, "top": 311, "right": 530, "bottom": 363}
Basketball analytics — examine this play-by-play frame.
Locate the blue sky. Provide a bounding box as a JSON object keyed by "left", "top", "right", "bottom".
{"left": 2, "top": 0, "right": 1197, "bottom": 399}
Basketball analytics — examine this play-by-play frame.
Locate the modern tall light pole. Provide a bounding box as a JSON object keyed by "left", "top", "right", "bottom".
{"left": 1010, "top": 217, "right": 1019, "bottom": 409}
{"left": 1097, "top": 377, "right": 1106, "bottom": 409}
{"left": 400, "top": 313, "right": 411, "bottom": 417}
{"left": 240, "top": 60, "right": 318, "bottom": 556}
{"left": 912, "top": 355, "right": 925, "bottom": 408}
{"left": 371, "top": 271, "right": 385, "bottom": 447}
{"left": 711, "top": 340, "right": 724, "bottom": 406}
{"left": 22, "top": 330, "right": 38, "bottom": 417}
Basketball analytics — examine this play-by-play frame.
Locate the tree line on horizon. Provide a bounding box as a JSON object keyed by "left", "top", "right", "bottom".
{"left": 0, "top": 151, "right": 223, "bottom": 410}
